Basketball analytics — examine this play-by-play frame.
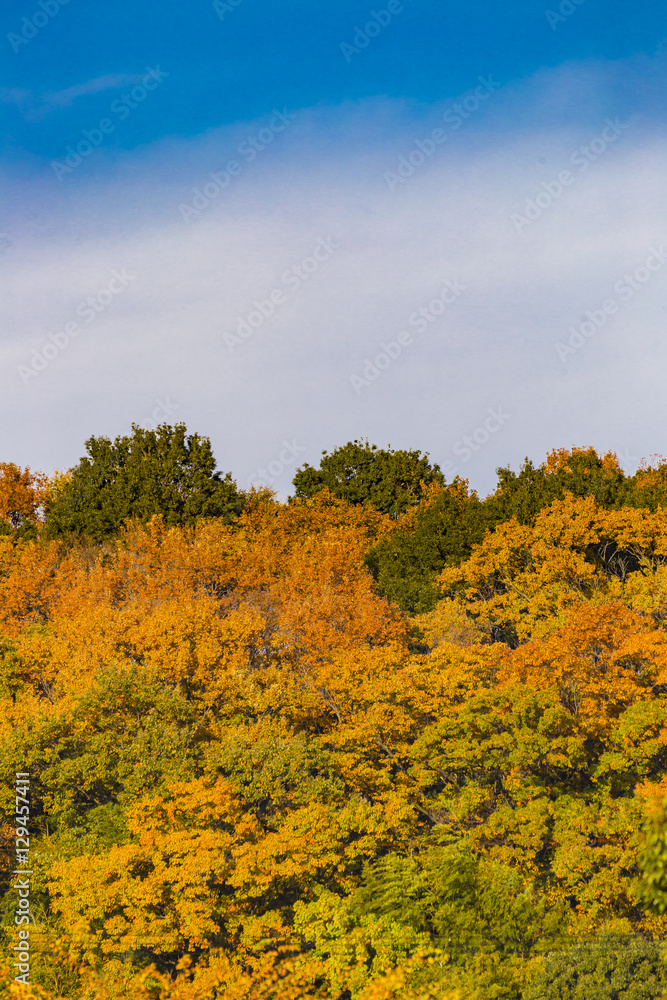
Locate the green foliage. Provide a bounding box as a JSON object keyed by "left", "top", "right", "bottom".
{"left": 0, "top": 665, "right": 202, "bottom": 833}
{"left": 5, "top": 444, "right": 667, "bottom": 998}
{"left": 292, "top": 439, "right": 444, "bottom": 517}
{"left": 595, "top": 701, "right": 667, "bottom": 798}
{"left": 365, "top": 482, "right": 489, "bottom": 613}
{"left": 204, "top": 721, "right": 346, "bottom": 827}
{"left": 638, "top": 802, "right": 667, "bottom": 916}
{"left": 524, "top": 938, "right": 667, "bottom": 1000}
{"left": 487, "top": 449, "right": 626, "bottom": 526}
{"left": 293, "top": 887, "right": 431, "bottom": 1000}
{"left": 294, "top": 846, "right": 564, "bottom": 1000}
{"left": 351, "top": 846, "right": 553, "bottom": 958}
{"left": 0, "top": 635, "right": 22, "bottom": 700}
{"left": 365, "top": 447, "right": 660, "bottom": 615}
{"left": 621, "top": 462, "right": 667, "bottom": 512}
{"left": 44, "top": 422, "right": 244, "bottom": 540}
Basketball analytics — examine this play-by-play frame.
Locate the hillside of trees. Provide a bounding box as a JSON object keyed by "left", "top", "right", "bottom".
{"left": 3, "top": 427, "right": 667, "bottom": 998}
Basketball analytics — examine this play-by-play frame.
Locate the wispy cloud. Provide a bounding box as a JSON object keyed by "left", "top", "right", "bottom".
{"left": 44, "top": 74, "right": 145, "bottom": 108}
{"left": 1, "top": 74, "right": 144, "bottom": 120}
{"left": 2, "top": 55, "right": 667, "bottom": 494}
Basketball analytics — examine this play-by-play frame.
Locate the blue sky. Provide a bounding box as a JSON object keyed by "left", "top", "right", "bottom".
{"left": 2, "top": 0, "right": 662, "bottom": 157}
{"left": 2, "top": 0, "right": 666, "bottom": 495}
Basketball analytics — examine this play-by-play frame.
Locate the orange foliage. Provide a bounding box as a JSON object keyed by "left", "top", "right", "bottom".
{"left": 499, "top": 602, "right": 667, "bottom": 735}
{"left": 544, "top": 446, "right": 621, "bottom": 476}
{"left": 0, "top": 492, "right": 407, "bottom": 705}
{"left": 0, "top": 463, "right": 48, "bottom": 530}
{"left": 6, "top": 487, "right": 667, "bottom": 997}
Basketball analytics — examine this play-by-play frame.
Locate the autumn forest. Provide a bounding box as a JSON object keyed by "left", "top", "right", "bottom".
{"left": 4, "top": 426, "right": 667, "bottom": 999}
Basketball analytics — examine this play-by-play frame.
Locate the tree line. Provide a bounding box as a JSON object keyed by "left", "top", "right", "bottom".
{"left": 2, "top": 426, "right": 667, "bottom": 998}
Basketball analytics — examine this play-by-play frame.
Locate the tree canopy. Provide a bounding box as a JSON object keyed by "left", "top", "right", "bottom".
{"left": 364, "top": 478, "right": 489, "bottom": 614}
{"left": 0, "top": 462, "right": 47, "bottom": 538}
{"left": 366, "top": 447, "right": 667, "bottom": 613}
{"left": 3, "top": 439, "right": 667, "bottom": 998}
{"left": 292, "top": 439, "right": 445, "bottom": 517}
{"left": 44, "top": 423, "right": 244, "bottom": 540}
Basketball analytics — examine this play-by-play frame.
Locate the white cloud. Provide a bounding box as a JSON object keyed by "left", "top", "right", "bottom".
{"left": 43, "top": 74, "right": 145, "bottom": 107}
{"left": 1, "top": 73, "right": 145, "bottom": 120}
{"left": 2, "top": 54, "right": 667, "bottom": 497}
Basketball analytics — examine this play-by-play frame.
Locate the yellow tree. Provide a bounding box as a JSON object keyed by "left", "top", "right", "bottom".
{"left": 0, "top": 463, "right": 47, "bottom": 531}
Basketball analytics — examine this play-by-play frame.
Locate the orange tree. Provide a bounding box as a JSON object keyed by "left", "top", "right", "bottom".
{"left": 1, "top": 474, "right": 667, "bottom": 997}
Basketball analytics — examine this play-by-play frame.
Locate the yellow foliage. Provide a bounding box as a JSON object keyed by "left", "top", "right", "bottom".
{"left": 5, "top": 489, "right": 667, "bottom": 996}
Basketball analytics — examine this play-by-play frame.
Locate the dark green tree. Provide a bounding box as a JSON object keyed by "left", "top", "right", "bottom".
{"left": 349, "top": 845, "right": 562, "bottom": 970}
{"left": 45, "top": 423, "right": 244, "bottom": 540}
{"left": 365, "top": 448, "right": 630, "bottom": 615}
{"left": 523, "top": 938, "right": 667, "bottom": 1000}
{"left": 486, "top": 447, "right": 627, "bottom": 525}
{"left": 620, "top": 459, "right": 667, "bottom": 512}
{"left": 292, "top": 439, "right": 445, "bottom": 518}
{"left": 365, "top": 481, "right": 489, "bottom": 613}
